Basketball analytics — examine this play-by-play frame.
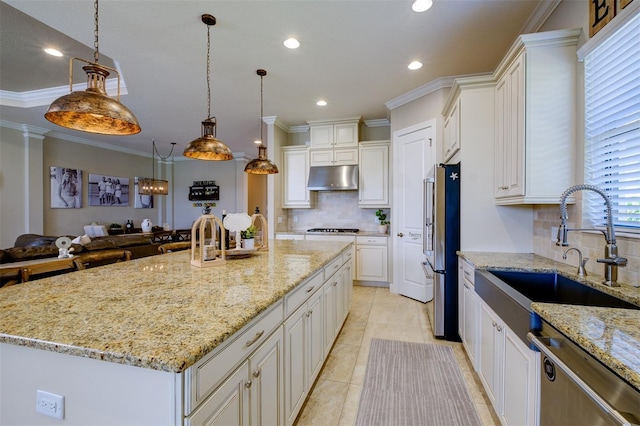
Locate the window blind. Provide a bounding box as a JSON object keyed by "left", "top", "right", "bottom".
{"left": 584, "top": 11, "right": 640, "bottom": 229}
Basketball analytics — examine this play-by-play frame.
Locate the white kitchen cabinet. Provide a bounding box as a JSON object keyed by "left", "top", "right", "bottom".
{"left": 282, "top": 146, "right": 314, "bottom": 208}
{"left": 493, "top": 29, "right": 580, "bottom": 204}
{"left": 310, "top": 147, "right": 358, "bottom": 166}
{"left": 477, "top": 300, "right": 538, "bottom": 426}
{"left": 358, "top": 141, "right": 390, "bottom": 207}
{"left": 284, "top": 286, "right": 324, "bottom": 426}
{"left": 457, "top": 258, "right": 477, "bottom": 369}
{"left": 186, "top": 361, "right": 249, "bottom": 426}
{"left": 248, "top": 327, "right": 285, "bottom": 426}
{"left": 443, "top": 98, "right": 460, "bottom": 161}
{"left": 355, "top": 236, "right": 388, "bottom": 282}
{"left": 308, "top": 118, "right": 360, "bottom": 149}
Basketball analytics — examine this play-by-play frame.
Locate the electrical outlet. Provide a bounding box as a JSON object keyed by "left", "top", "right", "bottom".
{"left": 36, "top": 390, "right": 64, "bottom": 419}
{"left": 551, "top": 227, "right": 559, "bottom": 242}
{"left": 277, "top": 216, "right": 283, "bottom": 224}
{"left": 293, "top": 216, "right": 298, "bottom": 223}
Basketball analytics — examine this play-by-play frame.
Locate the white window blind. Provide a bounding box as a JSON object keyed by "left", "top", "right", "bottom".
{"left": 584, "top": 11, "right": 640, "bottom": 229}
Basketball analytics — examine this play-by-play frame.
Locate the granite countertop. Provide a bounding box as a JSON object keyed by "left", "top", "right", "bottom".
{"left": 458, "top": 251, "right": 640, "bottom": 392}
{"left": 0, "top": 240, "right": 352, "bottom": 373}
{"left": 277, "top": 230, "right": 388, "bottom": 237}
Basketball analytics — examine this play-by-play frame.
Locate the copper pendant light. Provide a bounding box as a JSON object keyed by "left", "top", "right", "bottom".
{"left": 44, "top": 0, "right": 141, "bottom": 135}
{"left": 244, "top": 69, "right": 279, "bottom": 174}
{"left": 138, "top": 141, "right": 176, "bottom": 195}
{"left": 183, "top": 14, "right": 233, "bottom": 161}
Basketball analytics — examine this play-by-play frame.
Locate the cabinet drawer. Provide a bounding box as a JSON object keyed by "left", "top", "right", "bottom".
{"left": 356, "top": 236, "right": 387, "bottom": 245}
{"left": 186, "top": 300, "right": 283, "bottom": 415}
{"left": 342, "top": 248, "right": 354, "bottom": 264}
{"left": 284, "top": 270, "right": 324, "bottom": 317}
{"left": 462, "top": 260, "right": 475, "bottom": 286}
{"left": 324, "top": 256, "right": 343, "bottom": 279}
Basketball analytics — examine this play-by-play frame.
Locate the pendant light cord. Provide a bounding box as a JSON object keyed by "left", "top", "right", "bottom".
{"left": 206, "top": 23, "right": 212, "bottom": 119}
{"left": 151, "top": 140, "right": 176, "bottom": 179}
{"left": 93, "top": 0, "right": 99, "bottom": 63}
{"left": 260, "top": 73, "right": 264, "bottom": 143}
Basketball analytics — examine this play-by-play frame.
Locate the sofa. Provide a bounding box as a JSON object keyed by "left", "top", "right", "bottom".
{"left": 0, "top": 233, "right": 161, "bottom": 286}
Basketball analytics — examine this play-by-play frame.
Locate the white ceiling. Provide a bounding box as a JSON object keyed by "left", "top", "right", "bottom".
{"left": 0, "top": 0, "right": 553, "bottom": 159}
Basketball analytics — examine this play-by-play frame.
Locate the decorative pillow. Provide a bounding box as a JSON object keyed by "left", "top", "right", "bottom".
{"left": 5, "top": 246, "right": 59, "bottom": 261}
{"left": 14, "top": 234, "right": 59, "bottom": 248}
{"left": 83, "top": 239, "right": 118, "bottom": 251}
{"left": 111, "top": 235, "right": 153, "bottom": 248}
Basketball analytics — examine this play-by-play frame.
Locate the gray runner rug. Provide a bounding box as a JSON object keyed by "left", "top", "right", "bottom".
{"left": 355, "top": 338, "right": 482, "bottom": 426}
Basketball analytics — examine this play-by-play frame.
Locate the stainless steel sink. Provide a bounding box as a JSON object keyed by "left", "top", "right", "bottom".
{"left": 487, "top": 270, "right": 639, "bottom": 309}
{"left": 474, "top": 269, "right": 639, "bottom": 346}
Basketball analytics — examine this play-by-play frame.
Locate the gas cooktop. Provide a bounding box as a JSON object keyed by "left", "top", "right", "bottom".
{"left": 307, "top": 228, "right": 360, "bottom": 233}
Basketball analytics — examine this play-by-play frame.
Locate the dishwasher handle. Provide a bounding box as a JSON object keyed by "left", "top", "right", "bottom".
{"left": 527, "top": 332, "right": 631, "bottom": 426}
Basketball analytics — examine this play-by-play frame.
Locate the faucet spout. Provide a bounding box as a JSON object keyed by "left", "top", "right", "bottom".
{"left": 558, "top": 184, "right": 626, "bottom": 287}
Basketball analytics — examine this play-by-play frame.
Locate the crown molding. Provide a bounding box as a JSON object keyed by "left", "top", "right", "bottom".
{"left": 364, "top": 118, "right": 390, "bottom": 127}
{"left": 385, "top": 76, "right": 459, "bottom": 111}
{"left": 520, "top": 0, "right": 562, "bottom": 34}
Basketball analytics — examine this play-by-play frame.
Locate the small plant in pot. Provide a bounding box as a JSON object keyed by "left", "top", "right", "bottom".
{"left": 241, "top": 225, "right": 257, "bottom": 249}
{"left": 375, "top": 209, "right": 389, "bottom": 234}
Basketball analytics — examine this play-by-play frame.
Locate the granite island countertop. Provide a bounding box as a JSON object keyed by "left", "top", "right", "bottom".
{"left": 458, "top": 251, "right": 640, "bottom": 392}
{"left": 0, "top": 239, "right": 352, "bottom": 373}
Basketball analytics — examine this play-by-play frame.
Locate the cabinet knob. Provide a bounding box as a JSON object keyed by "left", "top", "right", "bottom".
{"left": 253, "top": 369, "right": 261, "bottom": 378}
{"left": 245, "top": 380, "right": 252, "bottom": 389}
{"left": 496, "top": 325, "right": 503, "bottom": 332}
{"left": 492, "top": 321, "right": 497, "bottom": 327}
{"left": 397, "top": 233, "right": 404, "bottom": 238}
{"left": 306, "top": 286, "right": 315, "bottom": 293}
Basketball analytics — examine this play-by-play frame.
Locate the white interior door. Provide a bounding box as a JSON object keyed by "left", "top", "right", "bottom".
{"left": 392, "top": 121, "right": 436, "bottom": 302}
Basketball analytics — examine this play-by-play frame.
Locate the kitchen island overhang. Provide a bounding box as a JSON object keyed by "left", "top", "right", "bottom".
{"left": 0, "top": 239, "right": 352, "bottom": 372}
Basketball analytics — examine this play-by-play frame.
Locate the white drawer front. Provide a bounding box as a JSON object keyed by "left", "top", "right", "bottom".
{"left": 356, "top": 236, "right": 387, "bottom": 245}
{"left": 324, "top": 256, "right": 343, "bottom": 279}
{"left": 462, "top": 260, "right": 475, "bottom": 285}
{"left": 187, "top": 301, "right": 283, "bottom": 414}
{"left": 342, "top": 248, "right": 354, "bottom": 264}
{"left": 284, "top": 270, "right": 324, "bottom": 317}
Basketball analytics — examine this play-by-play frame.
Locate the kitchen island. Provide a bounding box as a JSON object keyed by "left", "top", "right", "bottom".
{"left": 0, "top": 239, "right": 353, "bottom": 425}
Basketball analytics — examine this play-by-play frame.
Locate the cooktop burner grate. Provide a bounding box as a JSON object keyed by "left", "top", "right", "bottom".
{"left": 307, "top": 228, "right": 360, "bottom": 233}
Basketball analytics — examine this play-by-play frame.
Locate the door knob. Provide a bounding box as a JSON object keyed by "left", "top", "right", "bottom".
{"left": 397, "top": 232, "right": 404, "bottom": 237}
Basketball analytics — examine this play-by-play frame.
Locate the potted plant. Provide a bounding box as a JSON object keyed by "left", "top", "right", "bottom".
{"left": 241, "top": 225, "right": 257, "bottom": 249}
{"left": 109, "top": 223, "right": 123, "bottom": 235}
{"left": 375, "top": 209, "right": 389, "bottom": 234}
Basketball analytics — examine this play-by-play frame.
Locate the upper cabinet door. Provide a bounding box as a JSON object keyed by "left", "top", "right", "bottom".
{"left": 309, "top": 125, "right": 333, "bottom": 149}
{"left": 333, "top": 122, "right": 359, "bottom": 147}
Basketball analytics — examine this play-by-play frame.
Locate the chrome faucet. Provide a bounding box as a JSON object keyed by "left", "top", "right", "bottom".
{"left": 563, "top": 247, "right": 588, "bottom": 277}
{"left": 557, "top": 184, "right": 627, "bottom": 287}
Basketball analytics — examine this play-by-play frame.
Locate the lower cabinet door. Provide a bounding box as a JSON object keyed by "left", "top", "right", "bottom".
{"left": 250, "top": 327, "right": 285, "bottom": 426}
{"left": 307, "top": 288, "right": 325, "bottom": 385}
{"left": 502, "top": 327, "right": 538, "bottom": 426}
{"left": 284, "top": 305, "right": 307, "bottom": 426}
{"left": 324, "top": 277, "right": 337, "bottom": 354}
{"left": 186, "top": 361, "right": 250, "bottom": 426}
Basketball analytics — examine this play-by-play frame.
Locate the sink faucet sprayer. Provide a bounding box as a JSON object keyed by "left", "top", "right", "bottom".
{"left": 557, "top": 184, "right": 627, "bottom": 287}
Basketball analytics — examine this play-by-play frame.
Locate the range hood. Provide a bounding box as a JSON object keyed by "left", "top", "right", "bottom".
{"left": 307, "top": 165, "right": 358, "bottom": 191}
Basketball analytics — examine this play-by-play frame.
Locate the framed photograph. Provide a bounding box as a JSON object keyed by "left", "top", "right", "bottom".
{"left": 134, "top": 176, "right": 154, "bottom": 209}
{"left": 50, "top": 167, "right": 82, "bottom": 208}
{"left": 88, "top": 174, "right": 130, "bottom": 206}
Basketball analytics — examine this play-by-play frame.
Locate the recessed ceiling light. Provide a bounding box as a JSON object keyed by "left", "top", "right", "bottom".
{"left": 316, "top": 100, "right": 327, "bottom": 106}
{"left": 254, "top": 139, "right": 262, "bottom": 144}
{"left": 284, "top": 38, "right": 300, "bottom": 49}
{"left": 408, "top": 61, "right": 423, "bottom": 70}
{"left": 412, "top": 0, "right": 433, "bottom": 12}
{"left": 44, "top": 48, "right": 63, "bottom": 57}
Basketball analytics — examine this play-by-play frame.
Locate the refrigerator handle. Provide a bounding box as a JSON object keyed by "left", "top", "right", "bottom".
{"left": 424, "top": 257, "right": 445, "bottom": 275}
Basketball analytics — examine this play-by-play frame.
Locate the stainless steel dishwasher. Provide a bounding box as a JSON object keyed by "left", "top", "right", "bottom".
{"left": 528, "top": 321, "right": 640, "bottom": 426}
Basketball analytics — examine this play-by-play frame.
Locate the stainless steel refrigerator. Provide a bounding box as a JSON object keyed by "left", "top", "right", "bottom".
{"left": 424, "top": 162, "right": 461, "bottom": 341}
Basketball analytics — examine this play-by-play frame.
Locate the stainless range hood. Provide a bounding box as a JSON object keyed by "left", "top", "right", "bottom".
{"left": 307, "top": 165, "right": 358, "bottom": 191}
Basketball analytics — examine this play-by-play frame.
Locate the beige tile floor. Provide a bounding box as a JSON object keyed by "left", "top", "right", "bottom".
{"left": 294, "top": 285, "right": 500, "bottom": 426}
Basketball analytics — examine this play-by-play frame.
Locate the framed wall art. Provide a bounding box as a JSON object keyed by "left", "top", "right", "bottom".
{"left": 134, "top": 176, "right": 154, "bottom": 209}
{"left": 88, "top": 174, "right": 130, "bottom": 206}
{"left": 50, "top": 167, "right": 82, "bottom": 208}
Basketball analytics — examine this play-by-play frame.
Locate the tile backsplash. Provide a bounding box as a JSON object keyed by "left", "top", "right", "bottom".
{"left": 534, "top": 204, "right": 639, "bottom": 286}
{"left": 276, "top": 191, "right": 387, "bottom": 233}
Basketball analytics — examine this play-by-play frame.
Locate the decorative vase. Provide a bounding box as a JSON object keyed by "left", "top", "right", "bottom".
{"left": 243, "top": 238, "right": 255, "bottom": 249}
{"left": 378, "top": 224, "right": 388, "bottom": 234}
{"left": 141, "top": 219, "right": 152, "bottom": 233}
